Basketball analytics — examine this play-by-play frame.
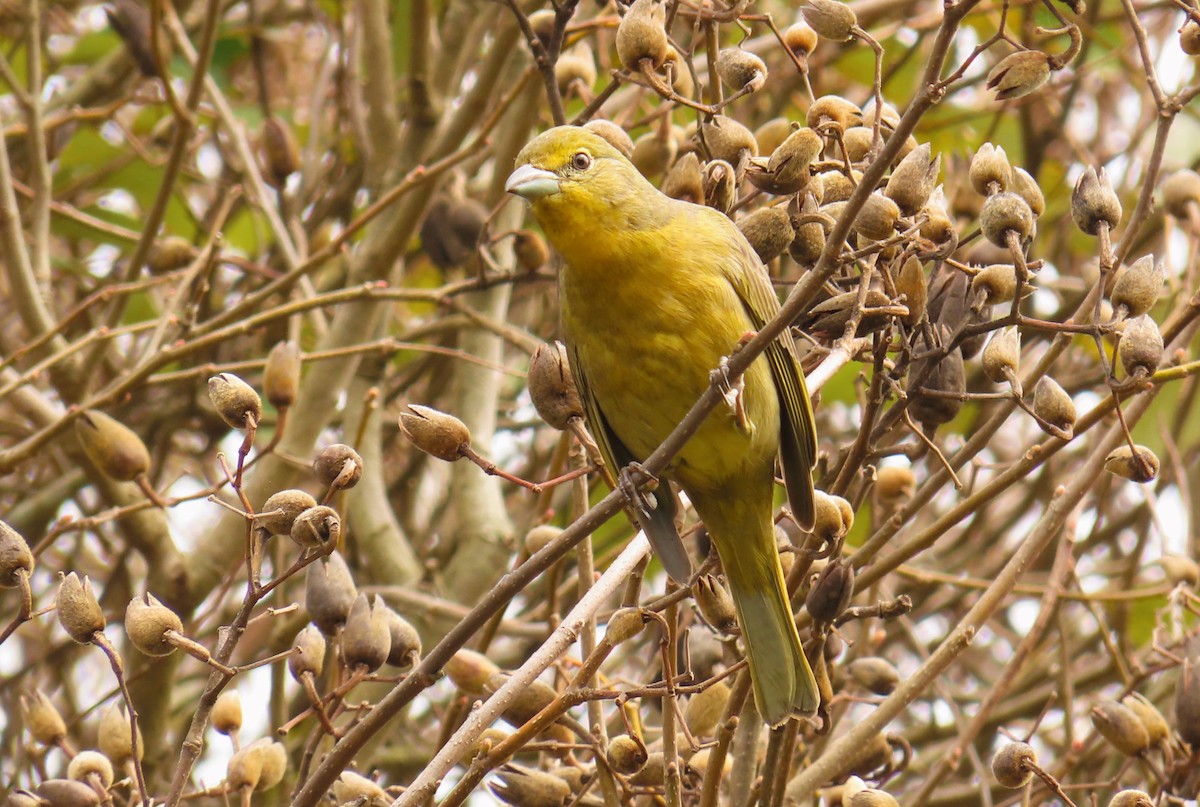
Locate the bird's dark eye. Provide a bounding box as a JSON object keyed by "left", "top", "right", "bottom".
{"left": 570, "top": 151, "right": 592, "bottom": 171}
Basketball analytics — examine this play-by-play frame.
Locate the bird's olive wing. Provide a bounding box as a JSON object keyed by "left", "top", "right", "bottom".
{"left": 723, "top": 238, "right": 818, "bottom": 530}
{"left": 567, "top": 342, "right": 693, "bottom": 582}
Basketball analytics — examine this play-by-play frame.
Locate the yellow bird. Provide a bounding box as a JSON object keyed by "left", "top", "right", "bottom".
{"left": 506, "top": 126, "right": 818, "bottom": 725}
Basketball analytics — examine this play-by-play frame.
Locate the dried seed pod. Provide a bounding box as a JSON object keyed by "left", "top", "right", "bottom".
{"left": 289, "top": 624, "right": 326, "bottom": 680}
{"left": 421, "top": 194, "right": 489, "bottom": 268}
{"left": 1122, "top": 692, "right": 1169, "bottom": 744}
{"left": 314, "top": 443, "right": 364, "bottom": 490}
{"left": 979, "top": 191, "right": 1034, "bottom": 247}
{"left": 806, "top": 559, "right": 855, "bottom": 622}
{"left": 1033, "top": 377, "right": 1076, "bottom": 436}
{"left": 983, "top": 327, "right": 1021, "bottom": 387}
{"left": 986, "top": 50, "right": 1051, "bottom": 100}
{"left": 1182, "top": 22, "right": 1200, "bottom": 55}
{"left": 305, "top": 551, "right": 358, "bottom": 635}
{"left": 811, "top": 489, "right": 847, "bottom": 545}
{"left": 291, "top": 505, "right": 341, "bottom": 549}
{"left": 342, "top": 593, "right": 392, "bottom": 672}
{"left": 847, "top": 657, "right": 900, "bottom": 695}
{"left": 98, "top": 702, "right": 142, "bottom": 764}
{"left": 605, "top": 607, "right": 647, "bottom": 644}
{"left": 908, "top": 343, "right": 965, "bottom": 428}
{"left": 1176, "top": 655, "right": 1200, "bottom": 744}
{"left": 844, "top": 126, "right": 878, "bottom": 163}
{"left": 754, "top": 118, "right": 794, "bottom": 156}
{"left": 263, "top": 340, "right": 301, "bottom": 409}
{"left": 616, "top": 0, "right": 669, "bottom": 71}
{"left": 1109, "top": 791, "right": 1154, "bottom": 807}
{"left": 253, "top": 738, "right": 288, "bottom": 790}
{"left": 1118, "top": 315, "right": 1164, "bottom": 377}
{"left": 1111, "top": 255, "right": 1163, "bottom": 319}
{"left": 0, "top": 519, "right": 33, "bottom": 587}
{"left": 1104, "top": 445, "right": 1159, "bottom": 483}
{"left": 801, "top": 0, "right": 857, "bottom": 42}
{"left": 875, "top": 466, "right": 915, "bottom": 504}
{"left": 208, "top": 373, "right": 263, "bottom": 430}
{"left": 57, "top": 572, "right": 104, "bottom": 643}
{"left": 213, "top": 690, "right": 242, "bottom": 736}
{"left": 969, "top": 143, "right": 1012, "bottom": 195}
{"left": 854, "top": 193, "right": 900, "bottom": 241}
{"left": 555, "top": 43, "right": 597, "bottom": 95}
{"left": 739, "top": 206, "right": 795, "bottom": 263}
{"left": 631, "top": 132, "right": 677, "bottom": 181}
{"left": 607, "top": 735, "right": 648, "bottom": 775}
{"left": 399, "top": 404, "right": 472, "bottom": 462}
{"left": 662, "top": 151, "right": 704, "bottom": 203}
{"left": 105, "top": 0, "right": 159, "bottom": 77}
{"left": 703, "top": 159, "right": 737, "bottom": 214}
{"left": 334, "top": 771, "right": 390, "bottom": 807}
{"left": 991, "top": 741, "right": 1036, "bottom": 788}
{"left": 67, "top": 750, "right": 115, "bottom": 788}
{"left": 789, "top": 201, "right": 827, "bottom": 266}
{"left": 524, "top": 524, "right": 563, "bottom": 555}
{"left": 1091, "top": 698, "right": 1151, "bottom": 756}
{"left": 693, "top": 574, "right": 738, "bottom": 634}
{"left": 446, "top": 648, "right": 501, "bottom": 693}
{"left": 685, "top": 681, "right": 730, "bottom": 737}
{"left": 6, "top": 790, "right": 42, "bottom": 807}
{"left": 1159, "top": 554, "right": 1200, "bottom": 586}
{"left": 919, "top": 202, "right": 958, "bottom": 255}
{"left": 716, "top": 48, "right": 767, "bottom": 93}
{"left": 490, "top": 763, "right": 571, "bottom": 807}
{"left": 972, "top": 263, "right": 1018, "bottom": 307}
{"left": 528, "top": 9, "right": 555, "bottom": 44}
{"left": 784, "top": 21, "right": 820, "bottom": 55}
{"left": 895, "top": 256, "right": 927, "bottom": 325}
{"left": 486, "top": 672, "right": 559, "bottom": 726}
{"left": 382, "top": 603, "right": 421, "bottom": 668}
{"left": 261, "top": 116, "right": 300, "bottom": 187}
{"left": 663, "top": 47, "right": 694, "bottom": 96}
{"left": 514, "top": 229, "right": 550, "bottom": 270}
{"left": 226, "top": 741, "right": 266, "bottom": 791}
{"left": 528, "top": 342, "right": 585, "bottom": 431}
{"left": 885, "top": 144, "right": 940, "bottom": 216}
{"left": 33, "top": 780, "right": 98, "bottom": 807}
{"left": 258, "top": 489, "right": 317, "bottom": 537}
{"left": 146, "top": 235, "right": 193, "bottom": 273}
{"left": 847, "top": 788, "right": 900, "bottom": 807}
{"left": 1072, "top": 166, "right": 1122, "bottom": 235}
{"left": 583, "top": 120, "right": 634, "bottom": 158}
{"left": 75, "top": 410, "right": 151, "bottom": 482}
{"left": 768, "top": 126, "right": 824, "bottom": 190}
{"left": 807, "top": 94, "right": 862, "bottom": 132}
{"left": 629, "top": 752, "right": 666, "bottom": 786}
{"left": 1161, "top": 169, "right": 1200, "bottom": 218}
{"left": 1010, "top": 167, "right": 1045, "bottom": 218}
{"left": 818, "top": 169, "right": 861, "bottom": 204}
{"left": 699, "top": 115, "right": 758, "bottom": 164}
{"left": 20, "top": 689, "right": 67, "bottom": 746}
{"left": 125, "top": 592, "right": 183, "bottom": 656}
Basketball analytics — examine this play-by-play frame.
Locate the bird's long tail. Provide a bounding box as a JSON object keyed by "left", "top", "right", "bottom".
{"left": 693, "top": 491, "right": 818, "bottom": 726}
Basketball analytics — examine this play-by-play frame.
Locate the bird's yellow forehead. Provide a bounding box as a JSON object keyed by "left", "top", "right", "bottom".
{"left": 515, "top": 125, "right": 622, "bottom": 172}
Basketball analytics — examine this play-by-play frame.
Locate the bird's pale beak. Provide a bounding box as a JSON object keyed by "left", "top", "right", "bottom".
{"left": 505, "top": 164, "right": 561, "bottom": 199}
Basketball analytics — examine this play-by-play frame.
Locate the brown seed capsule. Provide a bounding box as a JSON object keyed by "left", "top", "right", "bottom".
{"left": 991, "top": 741, "right": 1036, "bottom": 788}
{"left": 980, "top": 191, "right": 1034, "bottom": 247}
{"left": 263, "top": 340, "right": 301, "bottom": 409}
{"left": 513, "top": 229, "right": 550, "bottom": 270}
{"left": 382, "top": 602, "right": 421, "bottom": 668}
{"left": 226, "top": 741, "right": 266, "bottom": 791}
{"left": 661, "top": 151, "right": 704, "bottom": 203}
{"left": 261, "top": 116, "right": 300, "bottom": 188}
{"left": 811, "top": 489, "right": 847, "bottom": 545}
{"left": 983, "top": 326, "right": 1021, "bottom": 388}
{"left": 33, "top": 780, "right": 99, "bottom": 807}
{"left": 716, "top": 48, "right": 767, "bottom": 93}
{"left": 334, "top": 772, "right": 390, "bottom": 807}
{"left": 1111, "top": 255, "right": 1163, "bottom": 319}
{"left": 818, "top": 169, "right": 861, "bottom": 204}
{"left": 305, "top": 551, "right": 357, "bottom": 635}
{"left": 699, "top": 115, "right": 759, "bottom": 165}
{"left": 68, "top": 750, "right": 115, "bottom": 789}
{"left": 314, "top": 443, "right": 364, "bottom": 491}
{"left": 807, "top": 95, "right": 862, "bottom": 132}
{"left": 607, "top": 734, "right": 648, "bottom": 775}
{"left": 342, "top": 593, "right": 392, "bottom": 672}
{"left": 1176, "top": 655, "right": 1200, "bottom": 744}
{"left": 528, "top": 342, "right": 585, "bottom": 431}
{"left": 1159, "top": 554, "right": 1200, "bottom": 586}
{"left": 894, "top": 256, "right": 927, "bottom": 326}
{"left": 885, "top": 144, "right": 940, "bottom": 216}
{"left": 524, "top": 524, "right": 563, "bottom": 555}
{"left": 490, "top": 763, "right": 571, "bottom": 807}
{"left": 1118, "top": 315, "right": 1164, "bottom": 377}
{"left": 802, "top": 0, "right": 857, "bottom": 42}
{"left": 257, "top": 489, "right": 317, "bottom": 537}
{"left": 806, "top": 559, "right": 855, "bottom": 622}
{"left": 75, "top": 410, "right": 151, "bottom": 482}
{"left": 616, "top": 0, "right": 668, "bottom": 71}
{"left": 605, "top": 607, "right": 647, "bottom": 644}
{"left": 1008, "top": 167, "right": 1045, "bottom": 218}
{"left": 291, "top": 505, "right": 341, "bottom": 549}
{"left": 125, "top": 592, "right": 183, "bottom": 656}
{"left": 446, "top": 648, "right": 501, "bottom": 693}
{"left": 1162, "top": 169, "right": 1200, "bottom": 218}
{"left": 789, "top": 204, "right": 827, "bottom": 266}
{"left": 98, "top": 702, "right": 142, "bottom": 764}
{"left": 685, "top": 681, "right": 730, "bottom": 737}
{"left": 213, "top": 689, "right": 243, "bottom": 736}
{"left": 986, "top": 50, "right": 1051, "bottom": 100}
{"left": 1071, "top": 166, "right": 1121, "bottom": 235}
{"left": 840, "top": 126, "right": 872, "bottom": 163}
{"left": 1104, "top": 445, "right": 1160, "bottom": 483}
{"left": 208, "top": 373, "right": 263, "bottom": 430}
{"left": 555, "top": 42, "right": 597, "bottom": 95}
{"left": 1033, "top": 377, "right": 1076, "bottom": 436}
{"left": 972, "top": 264, "right": 1018, "bottom": 307}
{"left": 784, "top": 21, "right": 820, "bottom": 55}
{"left": 421, "top": 194, "right": 489, "bottom": 268}
{"left": 969, "top": 143, "right": 1012, "bottom": 195}
{"left": 583, "top": 120, "right": 634, "bottom": 158}
{"left": 1091, "top": 698, "right": 1151, "bottom": 756}
{"left": 767, "top": 126, "right": 824, "bottom": 192}
{"left": 7, "top": 789, "right": 43, "bottom": 807}
{"left": 847, "top": 788, "right": 900, "bottom": 807}
{"left": 847, "top": 657, "right": 900, "bottom": 695}
{"left": 527, "top": 9, "right": 555, "bottom": 45}
{"left": 754, "top": 118, "right": 794, "bottom": 156}
{"left": 1109, "top": 791, "right": 1154, "bottom": 807}
{"left": 399, "top": 404, "right": 472, "bottom": 462}
{"left": 146, "top": 235, "right": 193, "bottom": 274}
{"left": 854, "top": 193, "right": 900, "bottom": 241}
{"left": 919, "top": 202, "right": 958, "bottom": 255}
{"left": 1122, "top": 692, "right": 1169, "bottom": 744}
{"left": 693, "top": 574, "right": 738, "bottom": 634}
{"left": 629, "top": 752, "right": 666, "bottom": 786}
{"left": 253, "top": 738, "right": 288, "bottom": 790}
{"left": 739, "top": 206, "right": 795, "bottom": 263}
{"left": 875, "top": 466, "right": 915, "bottom": 504}
{"left": 487, "top": 672, "right": 559, "bottom": 727}
{"left": 908, "top": 344, "right": 965, "bottom": 428}
{"left": 703, "top": 159, "right": 737, "bottom": 215}
{"left": 57, "top": 572, "right": 104, "bottom": 643}
{"left": 0, "top": 519, "right": 33, "bottom": 588}
{"left": 20, "top": 689, "right": 67, "bottom": 746}
{"left": 1182, "top": 22, "right": 1200, "bottom": 55}
{"left": 289, "top": 624, "right": 327, "bottom": 680}
{"left": 105, "top": 0, "right": 159, "bottom": 77}
{"left": 663, "top": 47, "right": 695, "bottom": 97}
